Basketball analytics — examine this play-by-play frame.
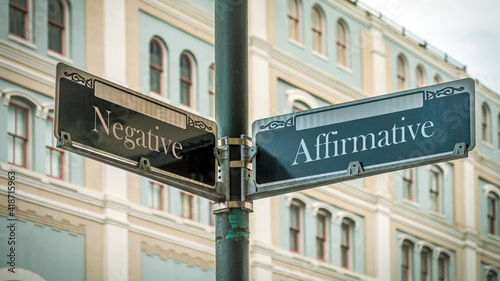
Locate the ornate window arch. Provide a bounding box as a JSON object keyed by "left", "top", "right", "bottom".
{"left": 482, "top": 103, "right": 491, "bottom": 143}
{"left": 336, "top": 211, "right": 360, "bottom": 231}
{"left": 336, "top": 19, "right": 349, "bottom": 67}
{"left": 397, "top": 54, "right": 408, "bottom": 90}
{"left": 286, "top": 88, "right": 318, "bottom": 112}
{"left": 0, "top": 268, "right": 47, "bottom": 281}
{"left": 285, "top": 192, "right": 311, "bottom": 213}
{"left": 149, "top": 37, "right": 168, "bottom": 98}
{"left": 180, "top": 51, "right": 197, "bottom": 108}
{"left": 311, "top": 6, "right": 325, "bottom": 54}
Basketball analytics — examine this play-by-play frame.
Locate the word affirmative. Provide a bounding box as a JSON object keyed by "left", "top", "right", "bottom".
{"left": 292, "top": 117, "right": 435, "bottom": 166}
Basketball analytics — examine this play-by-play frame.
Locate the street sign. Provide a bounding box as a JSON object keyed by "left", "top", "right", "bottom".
{"left": 249, "top": 78, "right": 475, "bottom": 199}
{"left": 54, "top": 63, "right": 222, "bottom": 200}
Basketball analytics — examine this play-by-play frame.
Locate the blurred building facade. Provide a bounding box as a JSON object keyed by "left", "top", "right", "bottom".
{"left": 0, "top": 0, "right": 500, "bottom": 280}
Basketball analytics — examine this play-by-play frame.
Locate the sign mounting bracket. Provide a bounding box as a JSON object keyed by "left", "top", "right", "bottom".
{"left": 213, "top": 135, "right": 257, "bottom": 213}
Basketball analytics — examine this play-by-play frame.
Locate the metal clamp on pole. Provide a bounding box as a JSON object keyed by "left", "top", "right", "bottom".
{"left": 213, "top": 135, "right": 256, "bottom": 211}
{"left": 57, "top": 131, "right": 73, "bottom": 148}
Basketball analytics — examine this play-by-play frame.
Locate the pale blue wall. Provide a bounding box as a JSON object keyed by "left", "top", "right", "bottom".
{"left": 479, "top": 178, "right": 500, "bottom": 243}
{"left": 396, "top": 230, "right": 456, "bottom": 281}
{"left": 138, "top": 11, "right": 215, "bottom": 117}
{"left": 186, "top": 0, "right": 214, "bottom": 13}
{"left": 476, "top": 92, "right": 500, "bottom": 163}
{"left": 279, "top": 194, "right": 365, "bottom": 273}
{"left": 0, "top": 217, "right": 85, "bottom": 281}
{"left": 385, "top": 39, "right": 452, "bottom": 92}
{"left": 274, "top": 0, "right": 366, "bottom": 90}
{"left": 141, "top": 251, "right": 215, "bottom": 281}
{"left": 0, "top": 79, "right": 84, "bottom": 186}
{"left": 394, "top": 163, "right": 454, "bottom": 225}
{"left": 0, "top": 0, "right": 86, "bottom": 68}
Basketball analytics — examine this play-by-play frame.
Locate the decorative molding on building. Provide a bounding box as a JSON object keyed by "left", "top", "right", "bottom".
{"left": 398, "top": 233, "right": 419, "bottom": 249}
{"left": 311, "top": 202, "right": 337, "bottom": 223}
{"left": 285, "top": 193, "right": 312, "bottom": 213}
{"left": 0, "top": 38, "right": 57, "bottom": 76}
{"left": 1, "top": 88, "right": 45, "bottom": 118}
{"left": 0, "top": 205, "right": 85, "bottom": 236}
{"left": 398, "top": 232, "right": 455, "bottom": 263}
{"left": 286, "top": 88, "right": 319, "bottom": 109}
{"left": 484, "top": 265, "right": 500, "bottom": 277}
{"left": 141, "top": 241, "right": 214, "bottom": 271}
{"left": 483, "top": 184, "right": 500, "bottom": 199}
{"left": 433, "top": 247, "right": 455, "bottom": 263}
{"left": 337, "top": 211, "right": 361, "bottom": 231}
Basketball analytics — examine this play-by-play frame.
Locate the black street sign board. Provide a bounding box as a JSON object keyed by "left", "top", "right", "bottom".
{"left": 249, "top": 79, "right": 475, "bottom": 199}
{"left": 55, "top": 63, "right": 222, "bottom": 200}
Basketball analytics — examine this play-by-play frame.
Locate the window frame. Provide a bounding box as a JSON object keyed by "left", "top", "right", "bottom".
{"left": 420, "top": 248, "right": 431, "bottom": 281}
{"left": 149, "top": 181, "right": 164, "bottom": 210}
{"left": 488, "top": 193, "right": 498, "bottom": 235}
{"left": 336, "top": 20, "right": 347, "bottom": 66}
{"left": 9, "top": 0, "right": 29, "bottom": 40}
{"left": 430, "top": 166, "right": 442, "bottom": 213}
{"left": 316, "top": 211, "right": 327, "bottom": 261}
{"left": 340, "top": 221, "right": 350, "bottom": 268}
{"left": 416, "top": 65, "right": 425, "bottom": 88}
{"left": 482, "top": 103, "right": 490, "bottom": 143}
{"left": 180, "top": 53, "right": 193, "bottom": 107}
{"left": 149, "top": 39, "right": 164, "bottom": 96}
{"left": 289, "top": 203, "right": 301, "bottom": 253}
{"left": 180, "top": 191, "right": 194, "bottom": 219}
{"left": 438, "top": 255, "right": 447, "bottom": 281}
{"left": 403, "top": 168, "right": 414, "bottom": 201}
{"left": 46, "top": 116, "right": 64, "bottom": 179}
{"left": 401, "top": 242, "right": 411, "bottom": 281}
{"left": 287, "top": 0, "right": 300, "bottom": 42}
{"left": 47, "top": 0, "right": 65, "bottom": 55}
{"left": 208, "top": 64, "right": 215, "bottom": 118}
{"left": 311, "top": 6, "right": 323, "bottom": 54}
{"left": 397, "top": 55, "right": 407, "bottom": 91}
{"left": 7, "top": 102, "right": 29, "bottom": 168}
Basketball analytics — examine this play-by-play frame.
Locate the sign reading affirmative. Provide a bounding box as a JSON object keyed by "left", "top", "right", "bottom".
{"left": 249, "top": 79, "right": 475, "bottom": 199}
{"left": 54, "top": 63, "right": 221, "bottom": 200}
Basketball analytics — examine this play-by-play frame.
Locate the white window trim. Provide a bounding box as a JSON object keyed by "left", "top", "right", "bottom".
{"left": 149, "top": 36, "right": 169, "bottom": 99}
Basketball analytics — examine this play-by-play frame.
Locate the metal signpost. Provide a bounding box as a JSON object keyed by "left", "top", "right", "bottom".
{"left": 54, "top": 63, "right": 222, "bottom": 201}
{"left": 249, "top": 79, "right": 475, "bottom": 200}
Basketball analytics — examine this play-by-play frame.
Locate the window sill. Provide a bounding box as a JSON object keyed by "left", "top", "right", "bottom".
{"left": 8, "top": 34, "right": 36, "bottom": 50}
{"left": 336, "top": 63, "right": 352, "bottom": 74}
{"left": 312, "top": 50, "right": 329, "bottom": 62}
{"left": 402, "top": 198, "right": 419, "bottom": 208}
{"left": 288, "top": 38, "right": 305, "bottom": 49}
{"left": 487, "top": 234, "right": 500, "bottom": 242}
{"left": 178, "top": 103, "right": 200, "bottom": 116}
{"left": 429, "top": 209, "right": 445, "bottom": 219}
{"left": 482, "top": 141, "right": 493, "bottom": 149}
{"left": 48, "top": 50, "right": 74, "bottom": 65}
{"left": 149, "top": 92, "right": 171, "bottom": 104}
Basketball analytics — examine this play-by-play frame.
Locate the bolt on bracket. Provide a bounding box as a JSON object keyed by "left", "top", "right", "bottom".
{"left": 57, "top": 131, "right": 73, "bottom": 148}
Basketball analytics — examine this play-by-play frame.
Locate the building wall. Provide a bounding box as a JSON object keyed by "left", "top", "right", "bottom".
{"left": 1, "top": 0, "right": 500, "bottom": 280}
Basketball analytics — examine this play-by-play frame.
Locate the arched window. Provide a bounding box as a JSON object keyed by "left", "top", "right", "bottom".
{"left": 46, "top": 112, "right": 64, "bottom": 179}
{"left": 482, "top": 103, "right": 491, "bottom": 143}
{"left": 401, "top": 241, "right": 413, "bottom": 281}
{"left": 7, "top": 101, "right": 29, "bottom": 168}
{"left": 420, "top": 247, "right": 432, "bottom": 280}
{"left": 336, "top": 20, "right": 347, "bottom": 66}
{"left": 288, "top": 0, "right": 300, "bottom": 41}
{"left": 311, "top": 7, "right": 323, "bottom": 54}
{"left": 316, "top": 209, "right": 330, "bottom": 261}
{"left": 488, "top": 192, "right": 499, "bottom": 235}
{"left": 292, "top": 100, "right": 310, "bottom": 112}
{"left": 488, "top": 270, "right": 499, "bottom": 281}
{"left": 48, "top": 0, "right": 65, "bottom": 54}
{"left": 149, "top": 181, "right": 164, "bottom": 210}
{"left": 289, "top": 199, "right": 303, "bottom": 253}
{"left": 9, "top": 0, "right": 29, "bottom": 39}
{"left": 208, "top": 64, "right": 215, "bottom": 117}
{"left": 180, "top": 53, "right": 193, "bottom": 107}
{"left": 430, "top": 165, "right": 443, "bottom": 212}
{"left": 438, "top": 253, "right": 449, "bottom": 281}
{"left": 149, "top": 39, "right": 163, "bottom": 95}
{"left": 402, "top": 168, "right": 415, "bottom": 201}
{"left": 434, "top": 75, "right": 441, "bottom": 84}
{"left": 416, "top": 65, "right": 425, "bottom": 88}
{"left": 341, "top": 218, "right": 354, "bottom": 269}
{"left": 397, "top": 55, "right": 407, "bottom": 90}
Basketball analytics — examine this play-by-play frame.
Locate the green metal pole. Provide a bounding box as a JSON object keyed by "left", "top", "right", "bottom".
{"left": 214, "top": 0, "right": 249, "bottom": 280}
